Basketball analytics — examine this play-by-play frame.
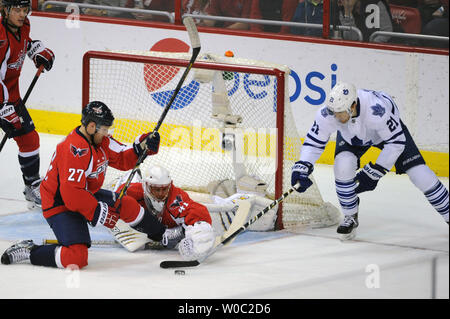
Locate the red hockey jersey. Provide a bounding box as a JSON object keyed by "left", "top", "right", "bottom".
{"left": 120, "top": 182, "right": 212, "bottom": 228}
{"left": 40, "top": 127, "right": 139, "bottom": 220}
{"left": 0, "top": 17, "right": 32, "bottom": 104}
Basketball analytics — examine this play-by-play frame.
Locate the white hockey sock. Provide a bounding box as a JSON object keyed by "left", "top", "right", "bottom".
{"left": 424, "top": 181, "right": 449, "bottom": 222}
{"left": 335, "top": 179, "right": 359, "bottom": 216}
{"left": 407, "top": 165, "right": 449, "bottom": 222}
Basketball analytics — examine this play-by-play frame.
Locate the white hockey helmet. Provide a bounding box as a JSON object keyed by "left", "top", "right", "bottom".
{"left": 142, "top": 165, "right": 172, "bottom": 212}
{"left": 327, "top": 82, "right": 357, "bottom": 114}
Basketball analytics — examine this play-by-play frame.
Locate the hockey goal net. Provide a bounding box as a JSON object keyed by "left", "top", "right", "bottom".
{"left": 82, "top": 50, "right": 340, "bottom": 231}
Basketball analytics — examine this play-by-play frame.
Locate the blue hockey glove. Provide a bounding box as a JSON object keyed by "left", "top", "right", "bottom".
{"left": 291, "top": 161, "right": 314, "bottom": 193}
{"left": 354, "top": 162, "right": 388, "bottom": 194}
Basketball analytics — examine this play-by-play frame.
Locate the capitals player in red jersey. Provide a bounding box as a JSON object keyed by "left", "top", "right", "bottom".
{"left": 0, "top": 0, "right": 55, "bottom": 208}
{"left": 113, "top": 165, "right": 216, "bottom": 261}
{"left": 1, "top": 101, "right": 164, "bottom": 269}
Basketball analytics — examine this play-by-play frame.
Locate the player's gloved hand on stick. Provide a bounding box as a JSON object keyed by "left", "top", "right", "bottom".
{"left": 90, "top": 201, "right": 119, "bottom": 229}
{"left": 27, "top": 40, "right": 55, "bottom": 71}
{"left": 0, "top": 102, "right": 23, "bottom": 133}
{"left": 133, "top": 131, "right": 160, "bottom": 157}
{"left": 354, "top": 162, "right": 388, "bottom": 194}
{"left": 291, "top": 161, "right": 314, "bottom": 193}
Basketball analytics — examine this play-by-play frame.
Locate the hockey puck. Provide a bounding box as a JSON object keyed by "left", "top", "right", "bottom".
{"left": 174, "top": 270, "right": 185, "bottom": 275}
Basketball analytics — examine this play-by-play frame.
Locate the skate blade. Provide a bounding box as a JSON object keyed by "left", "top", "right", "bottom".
{"left": 340, "top": 229, "right": 357, "bottom": 242}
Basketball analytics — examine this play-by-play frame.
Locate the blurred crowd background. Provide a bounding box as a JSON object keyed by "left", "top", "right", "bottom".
{"left": 32, "top": 0, "right": 450, "bottom": 49}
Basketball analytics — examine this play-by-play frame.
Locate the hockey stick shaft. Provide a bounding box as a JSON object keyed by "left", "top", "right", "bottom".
{"left": 160, "top": 182, "right": 301, "bottom": 268}
{"left": 0, "top": 65, "right": 45, "bottom": 153}
{"left": 44, "top": 239, "right": 118, "bottom": 246}
{"left": 117, "top": 17, "right": 200, "bottom": 201}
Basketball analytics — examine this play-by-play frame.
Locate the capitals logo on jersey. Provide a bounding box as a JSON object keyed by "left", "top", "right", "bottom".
{"left": 70, "top": 144, "right": 89, "bottom": 158}
{"left": 8, "top": 43, "right": 27, "bottom": 71}
{"left": 169, "top": 195, "right": 189, "bottom": 217}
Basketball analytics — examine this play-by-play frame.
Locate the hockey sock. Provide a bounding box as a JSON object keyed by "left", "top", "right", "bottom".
{"left": 19, "top": 153, "right": 40, "bottom": 186}
{"left": 55, "top": 244, "right": 88, "bottom": 269}
{"left": 424, "top": 181, "right": 449, "bottom": 222}
{"left": 335, "top": 179, "right": 359, "bottom": 216}
{"left": 407, "top": 165, "right": 449, "bottom": 222}
{"left": 29, "top": 244, "right": 58, "bottom": 268}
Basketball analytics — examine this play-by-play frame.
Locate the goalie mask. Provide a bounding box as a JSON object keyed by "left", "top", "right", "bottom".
{"left": 142, "top": 165, "right": 172, "bottom": 214}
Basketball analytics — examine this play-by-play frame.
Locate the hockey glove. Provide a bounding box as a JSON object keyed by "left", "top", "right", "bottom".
{"left": 354, "top": 162, "right": 388, "bottom": 194}
{"left": 0, "top": 102, "right": 22, "bottom": 134}
{"left": 27, "top": 40, "right": 55, "bottom": 71}
{"left": 133, "top": 131, "right": 160, "bottom": 157}
{"left": 291, "top": 161, "right": 314, "bottom": 193}
{"left": 90, "top": 201, "right": 120, "bottom": 229}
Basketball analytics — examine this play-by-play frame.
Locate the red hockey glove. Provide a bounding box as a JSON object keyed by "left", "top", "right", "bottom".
{"left": 0, "top": 102, "right": 22, "bottom": 132}
{"left": 27, "top": 40, "right": 55, "bottom": 71}
{"left": 90, "top": 201, "right": 120, "bottom": 229}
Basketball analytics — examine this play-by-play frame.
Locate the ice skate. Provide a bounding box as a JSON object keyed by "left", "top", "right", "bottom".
{"left": 23, "top": 178, "right": 42, "bottom": 209}
{"left": 337, "top": 213, "right": 358, "bottom": 241}
{"left": 1, "top": 240, "right": 37, "bottom": 265}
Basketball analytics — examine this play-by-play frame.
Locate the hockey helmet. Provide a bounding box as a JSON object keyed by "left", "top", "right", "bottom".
{"left": 327, "top": 82, "right": 357, "bottom": 114}
{"left": 2, "top": 0, "right": 31, "bottom": 8}
{"left": 81, "top": 101, "right": 115, "bottom": 129}
{"left": 142, "top": 165, "right": 172, "bottom": 212}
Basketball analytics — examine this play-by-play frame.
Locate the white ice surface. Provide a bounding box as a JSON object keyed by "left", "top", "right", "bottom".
{"left": 0, "top": 133, "right": 448, "bottom": 299}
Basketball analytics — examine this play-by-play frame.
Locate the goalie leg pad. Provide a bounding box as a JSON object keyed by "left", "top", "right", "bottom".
{"left": 110, "top": 219, "right": 151, "bottom": 252}
{"left": 237, "top": 175, "right": 268, "bottom": 196}
{"left": 179, "top": 221, "right": 215, "bottom": 261}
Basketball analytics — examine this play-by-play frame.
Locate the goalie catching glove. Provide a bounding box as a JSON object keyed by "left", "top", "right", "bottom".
{"left": 354, "top": 162, "right": 388, "bottom": 194}
{"left": 90, "top": 201, "right": 120, "bottom": 229}
{"left": 27, "top": 40, "right": 55, "bottom": 71}
{"left": 178, "top": 221, "right": 215, "bottom": 261}
{"left": 133, "top": 131, "right": 160, "bottom": 157}
{"left": 291, "top": 161, "right": 314, "bottom": 193}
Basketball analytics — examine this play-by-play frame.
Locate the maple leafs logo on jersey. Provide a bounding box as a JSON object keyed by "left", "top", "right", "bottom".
{"left": 70, "top": 144, "right": 89, "bottom": 158}
{"left": 371, "top": 104, "right": 386, "bottom": 118}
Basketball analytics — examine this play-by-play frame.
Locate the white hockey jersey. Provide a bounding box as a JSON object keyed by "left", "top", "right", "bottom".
{"left": 299, "top": 89, "right": 407, "bottom": 170}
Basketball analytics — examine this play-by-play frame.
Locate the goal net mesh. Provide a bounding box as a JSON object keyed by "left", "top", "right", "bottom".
{"left": 83, "top": 50, "right": 340, "bottom": 230}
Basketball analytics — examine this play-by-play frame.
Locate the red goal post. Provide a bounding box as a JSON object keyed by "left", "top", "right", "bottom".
{"left": 82, "top": 50, "right": 339, "bottom": 231}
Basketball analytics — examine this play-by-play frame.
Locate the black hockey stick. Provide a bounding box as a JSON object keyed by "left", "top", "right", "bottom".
{"left": 160, "top": 182, "right": 301, "bottom": 269}
{"left": 0, "top": 65, "right": 45, "bottom": 154}
{"left": 117, "top": 17, "right": 201, "bottom": 201}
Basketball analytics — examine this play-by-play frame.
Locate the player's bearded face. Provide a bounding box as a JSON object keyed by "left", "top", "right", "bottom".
{"left": 6, "top": 6, "right": 30, "bottom": 28}
{"left": 93, "top": 125, "right": 112, "bottom": 145}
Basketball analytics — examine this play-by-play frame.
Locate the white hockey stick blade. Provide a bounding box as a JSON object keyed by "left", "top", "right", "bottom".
{"left": 183, "top": 16, "right": 201, "bottom": 49}
{"left": 214, "top": 199, "right": 251, "bottom": 247}
{"left": 160, "top": 183, "right": 300, "bottom": 268}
